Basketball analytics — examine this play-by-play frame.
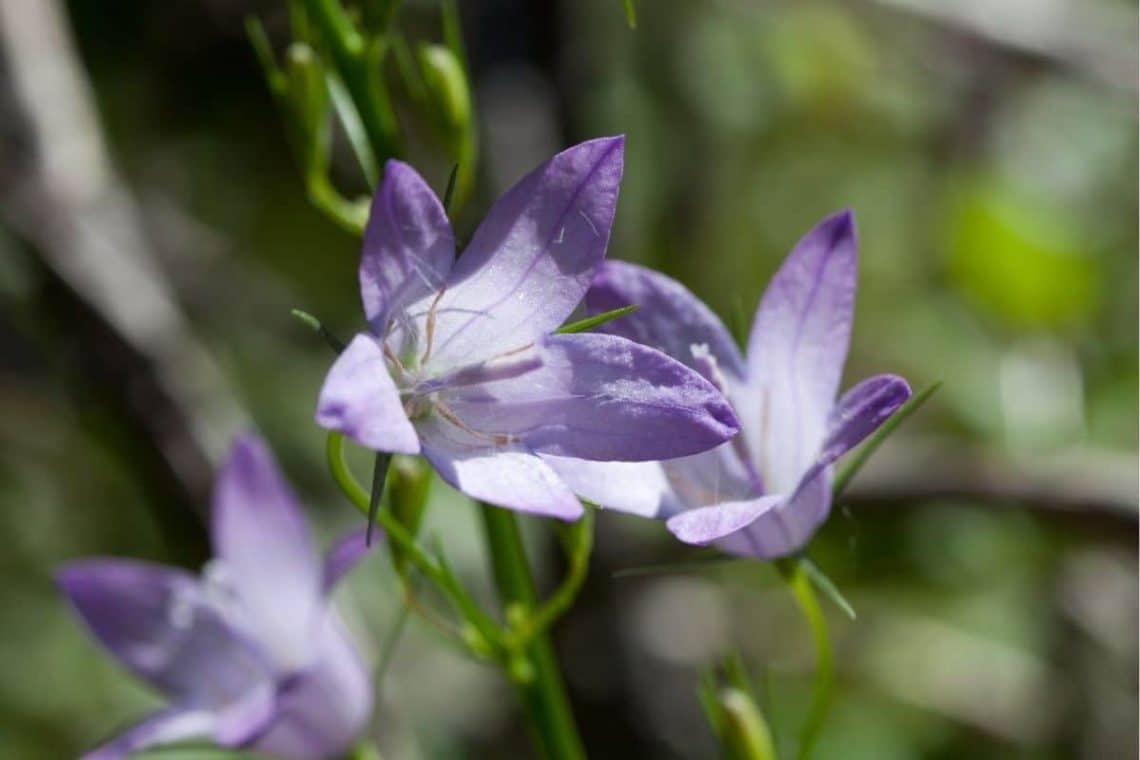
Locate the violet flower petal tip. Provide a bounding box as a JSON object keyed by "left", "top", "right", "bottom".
{"left": 665, "top": 496, "right": 783, "bottom": 545}
{"left": 316, "top": 334, "right": 421, "bottom": 455}
{"left": 418, "top": 135, "right": 627, "bottom": 369}
{"left": 361, "top": 160, "right": 455, "bottom": 324}
{"left": 322, "top": 527, "right": 377, "bottom": 594}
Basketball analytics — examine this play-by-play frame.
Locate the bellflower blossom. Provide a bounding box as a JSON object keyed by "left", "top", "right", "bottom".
{"left": 58, "top": 435, "right": 373, "bottom": 760}
{"left": 316, "top": 137, "right": 739, "bottom": 520}
{"left": 547, "top": 211, "right": 912, "bottom": 558}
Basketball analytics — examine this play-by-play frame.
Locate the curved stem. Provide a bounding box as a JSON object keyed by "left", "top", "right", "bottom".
{"left": 479, "top": 503, "right": 585, "bottom": 760}
{"left": 779, "top": 558, "right": 834, "bottom": 760}
{"left": 325, "top": 432, "right": 502, "bottom": 648}
{"left": 509, "top": 511, "right": 593, "bottom": 649}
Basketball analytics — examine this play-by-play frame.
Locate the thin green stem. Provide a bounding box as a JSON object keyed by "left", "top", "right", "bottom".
{"left": 325, "top": 432, "right": 501, "bottom": 648}
{"left": 479, "top": 504, "right": 585, "bottom": 760}
{"left": 508, "top": 512, "right": 593, "bottom": 649}
{"left": 306, "top": 174, "right": 367, "bottom": 235}
{"left": 778, "top": 558, "right": 834, "bottom": 760}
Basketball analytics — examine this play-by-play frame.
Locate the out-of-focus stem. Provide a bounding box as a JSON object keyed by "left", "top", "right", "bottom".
{"left": 326, "top": 432, "right": 501, "bottom": 647}
{"left": 303, "top": 0, "right": 401, "bottom": 166}
{"left": 479, "top": 504, "right": 586, "bottom": 760}
{"left": 779, "top": 558, "right": 834, "bottom": 760}
{"left": 720, "top": 688, "right": 778, "bottom": 760}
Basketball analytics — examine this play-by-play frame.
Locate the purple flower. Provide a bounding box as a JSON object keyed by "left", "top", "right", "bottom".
{"left": 58, "top": 435, "right": 374, "bottom": 760}
{"left": 315, "top": 137, "right": 739, "bottom": 520}
{"left": 546, "top": 211, "right": 912, "bottom": 558}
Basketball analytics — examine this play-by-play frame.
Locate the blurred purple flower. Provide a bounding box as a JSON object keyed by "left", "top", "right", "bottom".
{"left": 547, "top": 211, "right": 911, "bottom": 558}
{"left": 58, "top": 435, "right": 374, "bottom": 760}
{"left": 315, "top": 137, "right": 739, "bottom": 520}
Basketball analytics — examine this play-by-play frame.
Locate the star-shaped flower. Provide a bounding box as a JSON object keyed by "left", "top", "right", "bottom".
{"left": 59, "top": 435, "right": 373, "bottom": 759}
{"left": 316, "top": 137, "right": 740, "bottom": 520}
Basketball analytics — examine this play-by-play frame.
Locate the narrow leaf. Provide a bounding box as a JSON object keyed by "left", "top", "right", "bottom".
{"left": 367, "top": 451, "right": 392, "bottom": 546}
{"left": 556, "top": 304, "right": 639, "bottom": 335}
{"left": 326, "top": 72, "right": 380, "bottom": 188}
{"left": 799, "top": 556, "right": 856, "bottom": 620}
{"left": 291, "top": 308, "right": 347, "bottom": 353}
{"left": 623, "top": 0, "right": 638, "bottom": 29}
{"left": 245, "top": 17, "right": 285, "bottom": 96}
{"left": 831, "top": 381, "right": 942, "bottom": 497}
{"left": 442, "top": 163, "right": 460, "bottom": 213}
{"left": 612, "top": 555, "right": 746, "bottom": 579}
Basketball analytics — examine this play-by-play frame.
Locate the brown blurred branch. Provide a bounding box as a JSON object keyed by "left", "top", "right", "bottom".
{"left": 844, "top": 436, "right": 1138, "bottom": 527}
{"left": 0, "top": 0, "right": 248, "bottom": 557}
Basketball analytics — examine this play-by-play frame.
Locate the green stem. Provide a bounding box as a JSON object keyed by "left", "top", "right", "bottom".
{"left": 303, "top": 0, "right": 401, "bottom": 165}
{"left": 479, "top": 503, "right": 586, "bottom": 760}
{"left": 508, "top": 511, "right": 593, "bottom": 649}
{"left": 779, "top": 558, "right": 834, "bottom": 760}
{"left": 325, "top": 432, "right": 501, "bottom": 647}
{"left": 307, "top": 174, "right": 367, "bottom": 235}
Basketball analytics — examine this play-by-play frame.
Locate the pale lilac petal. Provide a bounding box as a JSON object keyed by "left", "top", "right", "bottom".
{"left": 586, "top": 260, "right": 745, "bottom": 378}
{"left": 661, "top": 444, "right": 761, "bottom": 509}
{"left": 716, "top": 473, "right": 832, "bottom": 559}
{"left": 57, "top": 560, "right": 272, "bottom": 707}
{"left": 741, "top": 210, "right": 857, "bottom": 490}
{"left": 253, "top": 611, "right": 373, "bottom": 760}
{"left": 716, "top": 375, "right": 910, "bottom": 558}
{"left": 665, "top": 495, "right": 783, "bottom": 545}
{"left": 541, "top": 457, "right": 679, "bottom": 518}
{"left": 418, "top": 137, "right": 625, "bottom": 370}
{"left": 80, "top": 685, "right": 278, "bottom": 759}
{"left": 316, "top": 334, "right": 420, "bottom": 454}
{"left": 322, "top": 527, "right": 375, "bottom": 594}
{"left": 440, "top": 332, "right": 739, "bottom": 462}
{"left": 360, "top": 160, "right": 455, "bottom": 325}
{"left": 212, "top": 435, "right": 322, "bottom": 669}
{"left": 417, "top": 417, "right": 583, "bottom": 519}
{"left": 80, "top": 708, "right": 216, "bottom": 760}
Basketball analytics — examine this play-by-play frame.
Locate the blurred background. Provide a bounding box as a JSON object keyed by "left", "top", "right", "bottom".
{"left": 0, "top": 0, "right": 1135, "bottom": 757}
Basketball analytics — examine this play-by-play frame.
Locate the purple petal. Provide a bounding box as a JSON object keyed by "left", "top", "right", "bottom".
{"left": 212, "top": 434, "right": 323, "bottom": 668}
{"left": 417, "top": 417, "right": 584, "bottom": 519}
{"left": 741, "top": 210, "right": 858, "bottom": 491}
{"left": 819, "top": 374, "right": 912, "bottom": 468}
{"left": 586, "top": 260, "right": 745, "bottom": 379}
{"left": 665, "top": 495, "right": 783, "bottom": 545}
{"left": 715, "top": 473, "right": 832, "bottom": 559}
{"left": 316, "top": 334, "right": 420, "bottom": 454}
{"left": 440, "top": 332, "right": 740, "bottom": 462}
{"left": 541, "top": 457, "right": 679, "bottom": 518}
{"left": 417, "top": 137, "right": 625, "bottom": 371}
{"left": 57, "top": 559, "right": 273, "bottom": 707}
{"left": 322, "top": 527, "right": 376, "bottom": 594}
{"left": 80, "top": 708, "right": 216, "bottom": 760}
{"left": 252, "top": 611, "right": 373, "bottom": 760}
{"left": 360, "top": 160, "right": 455, "bottom": 325}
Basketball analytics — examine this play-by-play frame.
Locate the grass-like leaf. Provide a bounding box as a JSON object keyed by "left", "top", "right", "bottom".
{"left": 831, "top": 381, "right": 942, "bottom": 497}
{"left": 556, "top": 304, "right": 639, "bottom": 334}
{"left": 799, "top": 556, "right": 856, "bottom": 620}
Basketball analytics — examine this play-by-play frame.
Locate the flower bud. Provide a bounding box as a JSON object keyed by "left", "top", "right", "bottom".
{"left": 417, "top": 44, "right": 472, "bottom": 153}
